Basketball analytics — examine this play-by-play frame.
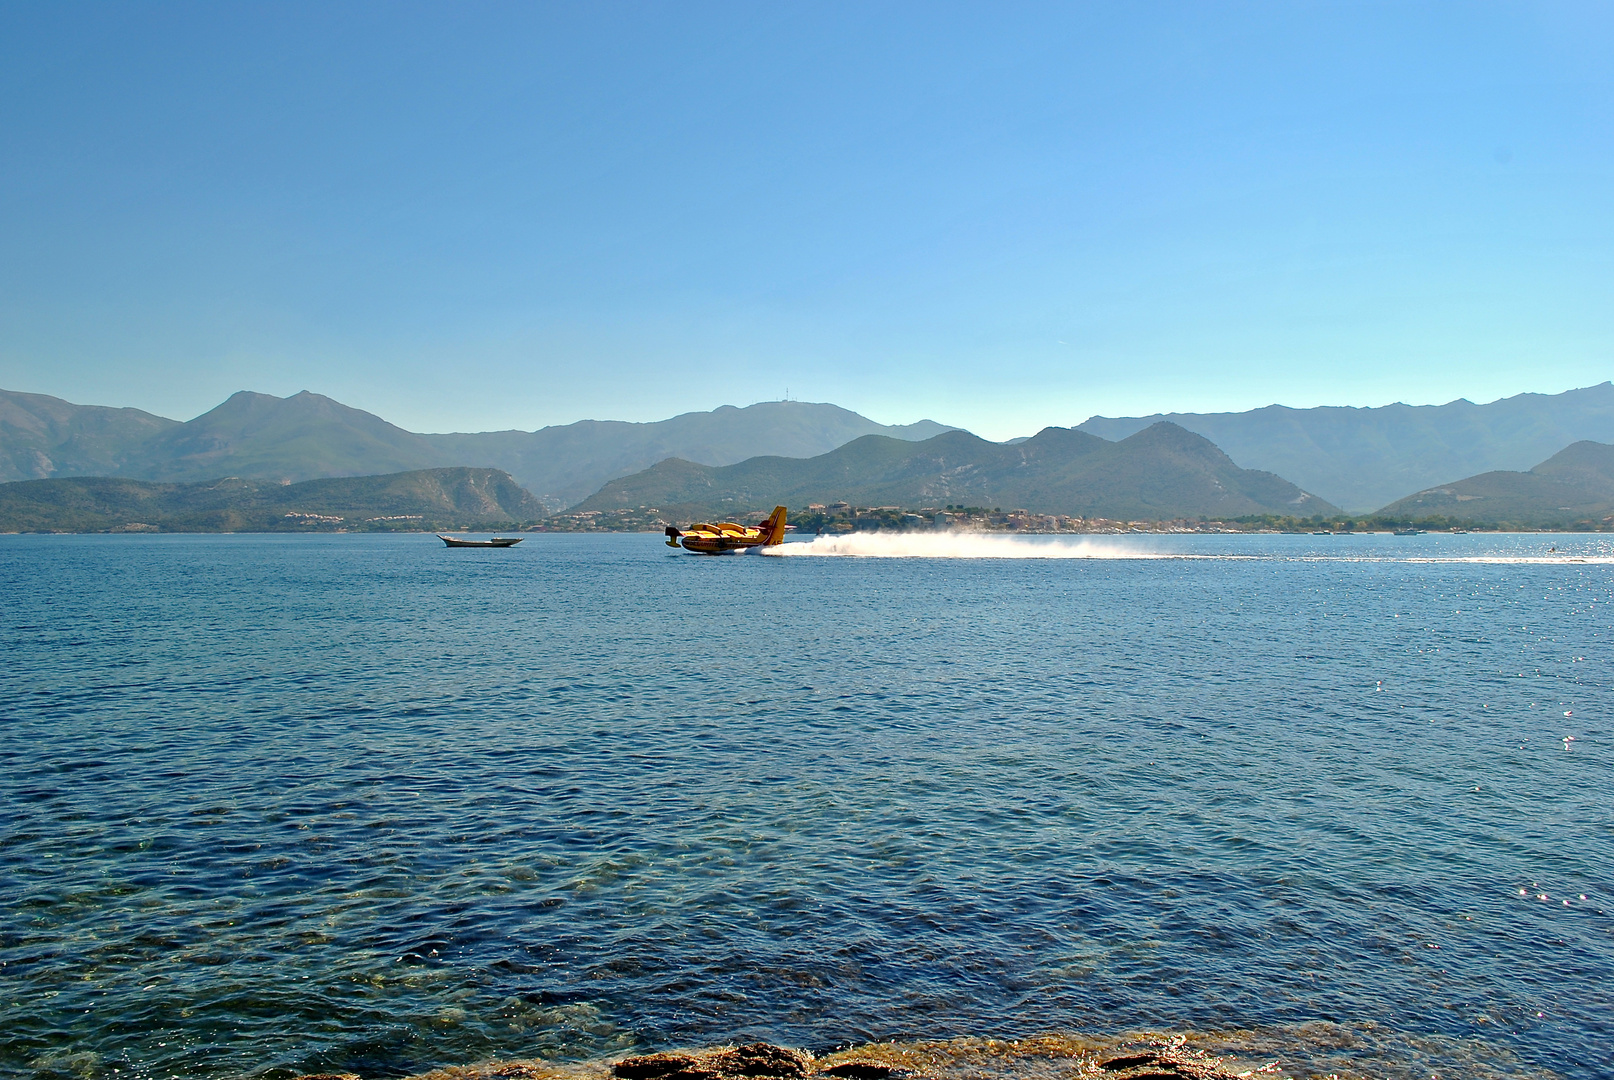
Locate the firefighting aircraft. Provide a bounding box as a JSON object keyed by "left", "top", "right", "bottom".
{"left": 665, "top": 506, "right": 788, "bottom": 554}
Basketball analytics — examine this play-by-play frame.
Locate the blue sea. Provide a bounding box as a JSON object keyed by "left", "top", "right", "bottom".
{"left": 2, "top": 532, "right": 1610, "bottom": 1080}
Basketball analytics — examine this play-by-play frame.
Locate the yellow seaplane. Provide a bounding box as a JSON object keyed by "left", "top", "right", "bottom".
{"left": 665, "top": 506, "right": 788, "bottom": 554}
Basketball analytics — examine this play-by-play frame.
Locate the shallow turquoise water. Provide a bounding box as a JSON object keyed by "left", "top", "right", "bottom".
{"left": 1, "top": 532, "right": 1610, "bottom": 1079}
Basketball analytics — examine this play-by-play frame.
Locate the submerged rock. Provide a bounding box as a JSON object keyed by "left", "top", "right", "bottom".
{"left": 1095, "top": 1048, "right": 1222, "bottom": 1079}
{"left": 820, "top": 1065, "right": 911, "bottom": 1080}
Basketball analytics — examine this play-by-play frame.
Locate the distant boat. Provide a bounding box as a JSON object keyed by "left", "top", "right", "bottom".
{"left": 1392, "top": 528, "right": 1424, "bottom": 536}
{"left": 1311, "top": 530, "right": 1333, "bottom": 536}
{"left": 438, "top": 535, "right": 523, "bottom": 548}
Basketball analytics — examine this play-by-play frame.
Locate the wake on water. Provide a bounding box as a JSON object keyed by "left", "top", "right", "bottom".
{"left": 760, "top": 533, "right": 1155, "bottom": 559}
{"left": 756, "top": 532, "right": 1614, "bottom": 562}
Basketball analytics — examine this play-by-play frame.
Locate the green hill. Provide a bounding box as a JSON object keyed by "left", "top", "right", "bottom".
{"left": 0, "top": 468, "right": 544, "bottom": 533}
{"left": 1375, "top": 440, "right": 1614, "bottom": 527}
{"left": 133, "top": 390, "right": 444, "bottom": 482}
{"left": 1078, "top": 382, "right": 1614, "bottom": 512}
{"left": 577, "top": 422, "right": 1339, "bottom": 522}
{"left": 0, "top": 389, "right": 179, "bottom": 481}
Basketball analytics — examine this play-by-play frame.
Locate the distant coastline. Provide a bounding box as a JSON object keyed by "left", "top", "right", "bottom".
{"left": 536, "top": 503, "right": 1606, "bottom": 536}
{"left": 3, "top": 510, "right": 1606, "bottom": 535}
{"left": 3, "top": 490, "right": 1609, "bottom": 535}
{"left": 4, "top": 453, "right": 1613, "bottom": 536}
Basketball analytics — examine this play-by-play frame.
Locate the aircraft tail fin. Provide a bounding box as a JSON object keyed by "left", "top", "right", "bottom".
{"left": 763, "top": 506, "right": 788, "bottom": 546}
{"left": 664, "top": 524, "right": 682, "bottom": 548}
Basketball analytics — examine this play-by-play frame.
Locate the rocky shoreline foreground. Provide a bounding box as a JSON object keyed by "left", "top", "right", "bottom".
{"left": 288, "top": 1029, "right": 1561, "bottom": 1080}
{"left": 295, "top": 1038, "right": 1254, "bottom": 1080}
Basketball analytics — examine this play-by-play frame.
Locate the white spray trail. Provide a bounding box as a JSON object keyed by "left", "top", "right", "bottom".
{"left": 759, "top": 532, "right": 1201, "bottom": 559}
{"left": 753, "top": 533, "right": 1614, "bottom": 563}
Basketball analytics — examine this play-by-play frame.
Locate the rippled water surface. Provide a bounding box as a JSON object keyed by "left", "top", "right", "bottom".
{"left": 2, "top": 532, "right": 1610, "bottom": 1080}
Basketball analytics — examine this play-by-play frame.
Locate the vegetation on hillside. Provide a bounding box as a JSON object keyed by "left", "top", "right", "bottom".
{"left": 0, "top": 468, "right": 543, "bottom": 533}
{"left": 1374, "top": 439, "right": 1614, "bottom": 528}
{"left": 575, "top": 422, "right": 1338, "bottom": 522}
{"left": 0, "top": 388, "right": 178, "bottom": 481}
{"left": 542, "top": 504, "right": 1610, "bottom": 534}
{"left": 1079, "top": 381, "right": 1614, "bottom": 512}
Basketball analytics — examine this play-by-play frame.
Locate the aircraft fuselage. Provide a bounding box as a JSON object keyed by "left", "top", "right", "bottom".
{"left": 665, "top": 506, "right": 788, "bottom": 554}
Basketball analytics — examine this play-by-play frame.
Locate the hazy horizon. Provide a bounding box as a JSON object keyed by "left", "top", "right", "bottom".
{"left": 6, "top": 379, "right": 1611, "bottom": 444}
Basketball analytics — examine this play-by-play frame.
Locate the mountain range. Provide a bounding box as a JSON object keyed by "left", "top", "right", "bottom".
{"left": 0, "top": 467, "right": 543, "bottom": 533}
{"left": 0, "top": 389, "right": 952, "bottom": 508}
{"left": 425, "top": 401, "right": 951, "bottom": 507}
{"left": 576, "top": 422, "right": 1339, "bottom": 521}
{"left": 6, "top": 383, "right": 1614, "bottom": 523}
{"left": 1377, "top": 441, "right": 1614, "bottom": 528}
{"left": 1078, "top": 383, "right": 1614, "bottom": 512}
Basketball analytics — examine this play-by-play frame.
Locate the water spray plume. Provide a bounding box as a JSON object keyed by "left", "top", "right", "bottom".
{"left": 756, "top": 533, "right": 1614, "bottom": 562}
{"left": 763, "top": 533, "right": 1198, "bottom": 559}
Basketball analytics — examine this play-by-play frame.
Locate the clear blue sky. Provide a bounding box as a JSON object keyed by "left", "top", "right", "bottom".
{"left": 1, "top": 1, "right": 1609, "bottom": 439}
